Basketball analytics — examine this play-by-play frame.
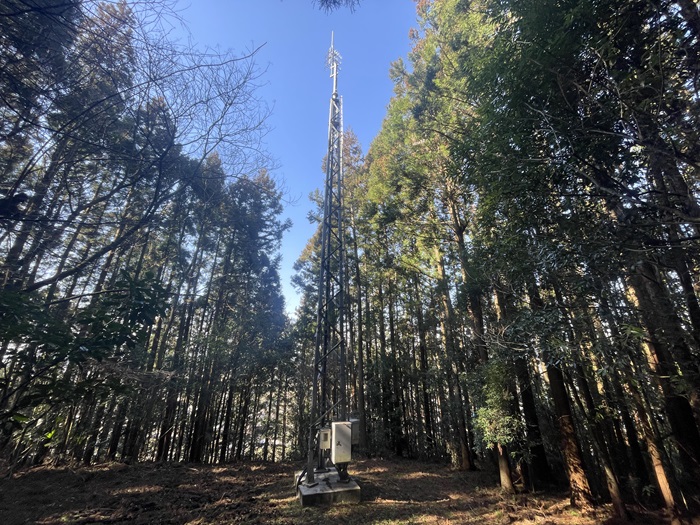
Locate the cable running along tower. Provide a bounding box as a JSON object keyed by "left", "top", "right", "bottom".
{"left": 298, "top": 35, "right": 359, "bottom": 505}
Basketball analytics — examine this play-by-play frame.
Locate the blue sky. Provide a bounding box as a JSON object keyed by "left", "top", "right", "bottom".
{"left": 174, "top": 1, "right": 417, "bottom": 314}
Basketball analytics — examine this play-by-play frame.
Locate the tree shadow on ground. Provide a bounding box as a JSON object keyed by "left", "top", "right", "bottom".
{"left": 0, "top": 458, "right": 676, "bottom": 525}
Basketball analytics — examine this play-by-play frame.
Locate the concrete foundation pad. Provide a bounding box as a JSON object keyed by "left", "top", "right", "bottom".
{"left": 295, "top": 470, "right": 361, "bottom": 506}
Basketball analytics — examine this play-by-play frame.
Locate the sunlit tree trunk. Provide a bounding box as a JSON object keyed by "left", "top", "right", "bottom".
{"left": 414, "top": 277, "right": 435, "bottom": 453}
{"left": 628, "top": 261, "right": 700, "bottom": 484}
{"left": 529, "top": 283, "right": 594, "bottom": 508}
{"left": 436, "top": 250, "right": 474, "bottom": 471}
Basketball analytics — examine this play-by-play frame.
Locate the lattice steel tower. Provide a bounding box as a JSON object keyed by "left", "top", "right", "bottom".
{"left": 304, "top": 34, "right": 348, "bottom": 486}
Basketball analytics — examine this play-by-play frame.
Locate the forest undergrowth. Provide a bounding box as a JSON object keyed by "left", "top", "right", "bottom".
{"left": 0, "top": 457, "right": 678, "bottom": 525}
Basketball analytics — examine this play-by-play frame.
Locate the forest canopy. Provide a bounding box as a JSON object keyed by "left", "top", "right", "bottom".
{"left": 0, "top": 0, "right": 289, "bottom": 466}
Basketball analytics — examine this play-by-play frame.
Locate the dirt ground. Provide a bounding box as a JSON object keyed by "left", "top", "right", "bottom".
{"left": 0, "top": 457, "right": 681, "bottom": 524}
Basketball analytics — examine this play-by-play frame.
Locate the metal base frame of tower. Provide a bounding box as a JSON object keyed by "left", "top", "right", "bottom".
{"left": 297, "top": 35, "right": 359, "bottom": 506}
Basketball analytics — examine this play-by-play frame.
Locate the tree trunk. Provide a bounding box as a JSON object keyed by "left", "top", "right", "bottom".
{"left": 414, "top": 279, "right": 435, "bottom": 452}
{"left": 528, "top": 283, "right": 594, "bottom": 508}
{"left": 219, "top": 381, "right": 237, "bottom": 463}
{"left": 514, "top": 354, "right": 552, "bottom": 489}
{"left": 497, "top": 443, "right": 516, "bottom": 494}
{"left": 235, "top": 384, "right": 251, "bottom": 461}
{"left": 436, "top": 251, "right": 474, "bottom": 470}
{"left": 547, "top": 363, "right": 594, "bottom": 508}
{"left": 628, "top": 261, "right": 700, "bottom": 485}
{"left": 350, "top": 222, "right": 368, "bottom": 451}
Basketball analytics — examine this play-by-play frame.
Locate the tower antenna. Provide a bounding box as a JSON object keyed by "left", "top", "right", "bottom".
{"left": 327, "top": 31, "right": 342, "bottom": 94}
{"left": 297, "top": 34, "right": 360, "bottom": 506}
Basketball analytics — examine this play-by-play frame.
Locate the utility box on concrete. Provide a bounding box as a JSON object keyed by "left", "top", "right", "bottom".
{"left": 296, "top": 469, "right": 361, "bottom": 506}
{"left": 331, "top": 421, "right": 352, "bottom": 464}
{"left": 296, "top": 422, "right": 361, "bottom": 506}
